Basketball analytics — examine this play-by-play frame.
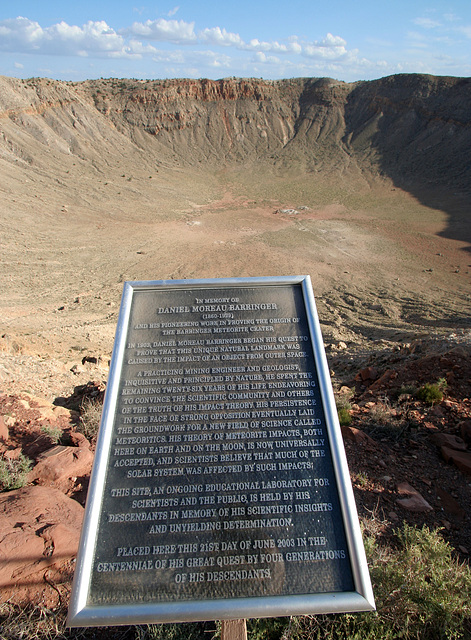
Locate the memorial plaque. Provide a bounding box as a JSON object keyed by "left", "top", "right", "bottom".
{"left": 68, "top": 276, "right": 374, "bottom": 626}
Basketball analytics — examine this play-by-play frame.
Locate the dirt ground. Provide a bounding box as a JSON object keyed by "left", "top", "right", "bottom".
{"left": 1, "top": 165, "right": 469, "bottom": 366}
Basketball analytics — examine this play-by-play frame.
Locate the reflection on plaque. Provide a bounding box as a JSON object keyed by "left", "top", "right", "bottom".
{"left": 68, "top": 276, "right": 374, "bottom": 626}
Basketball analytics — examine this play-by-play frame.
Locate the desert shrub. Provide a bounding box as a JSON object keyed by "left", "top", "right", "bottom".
{"left": 41, "top": 425, "right": 63, "bottom": 443}
{"left": 337, "top": 407, "right": 352, "bottom": 426}
{"left": 367, "top": 398, "right": 408, "bottom": 438}
{"left": 78, "top": 398, "right": 103, "bottom": 441}
{"left": 400, "top": 383, "right": 417, "bottom": 395}
{"left": 368, "top": 398, "right": 394, "bottom": 424}
{"left": 416, "top": 382, "right": 444, "bottom": 405}
{"left": 336, "top": 397, "right": 352, "bottom": 426}
{"left": 136, "top": 622, "right": 215, "bottom": 640}
{"left": 0, "top": 603, "right": 69, "bottom": 640}
{"left": 211, "top": 521, "right": 471, "bottom": 640}
{"left": 0, "top": 601, "right": 137, "bottom": 640}
{"left": 354, "top": 471, "right": 369, "bottom": 487}
{"left": 244, "top": 617, "right": 290, "bottom": 640}
{"left": 394, "top": 383, "right": 418, "bottom": 400}
{"left": 287, "top": 523, "right": 471, "bottom": 640}
{"left": 0, "top": 453, "right": 32, "bottom": 491}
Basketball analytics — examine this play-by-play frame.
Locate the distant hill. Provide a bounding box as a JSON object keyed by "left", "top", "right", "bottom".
{"left": 1, "top": 74, "right": 470, "bottom": 191}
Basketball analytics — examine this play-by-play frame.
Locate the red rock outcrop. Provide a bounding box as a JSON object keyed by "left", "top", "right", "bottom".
{"left": 27, "top": 444, "right": 94, "bottom": 495}
{"left": 0, "top": 485, "right": 84, "bottom": 604}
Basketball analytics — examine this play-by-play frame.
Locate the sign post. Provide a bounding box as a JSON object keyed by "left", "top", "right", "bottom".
{"left": 68, "top": 276, "right": 374, "bottom": 627}
{"left": 221, "top": 619, "right": 247, "bottom": 640}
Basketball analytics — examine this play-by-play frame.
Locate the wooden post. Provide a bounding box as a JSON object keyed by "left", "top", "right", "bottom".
{"left": 221, "top": 619, "right": 247, "bottom": 640}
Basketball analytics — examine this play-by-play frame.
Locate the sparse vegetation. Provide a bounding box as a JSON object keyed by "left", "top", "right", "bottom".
{"left": 0, "top": 452, "right": 32, "bottom": 491}
{"left": 41, "top": 425, "right": 63, "bottom": 443}
{"left": 368, "top": 398, "right": 394, "bottom": 425}
{"left": 243, "top": 617, "right": 290, "bottom": 640}
{"left": 0, "top": 604, "right": 211, "bottom": 640}
{"left": 0, "top": 603, "right": 70, "bottom": 640}
{"left": 136, "top": 622, "right": 213, "bottom": 640}
{"left": 354, "top": 471, "right": 369, "bottom": 487}
{"left": 244, "top": 523, "right": 471, "bottom": 640}
{"left": 77, "top": 398, "right": 102, "bottom": 440}
{"left": 416, "top": 382, "right": 445, "bottom": 405}
{"left": 360, "top": 522, "right": 471, "bottom": 640}
{"left": 336, "top": 396, "right": 352, "bottom": 426}
{"left": 337, "top": 406, "right": 352, "bottom": 426}
{"left": 367, "top": 397, "right": 406, "bottom": 437}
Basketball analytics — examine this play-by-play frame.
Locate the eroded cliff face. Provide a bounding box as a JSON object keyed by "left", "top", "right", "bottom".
{"left": 0, "top": 74, "right": 470, "bottom": 190}
{"left": 344, "top": 75, "right": 471, "bottom": 189}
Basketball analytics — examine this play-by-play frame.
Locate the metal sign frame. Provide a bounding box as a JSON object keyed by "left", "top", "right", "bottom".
{"left": 68, "top": 276, "right": 374, "bottom": 627}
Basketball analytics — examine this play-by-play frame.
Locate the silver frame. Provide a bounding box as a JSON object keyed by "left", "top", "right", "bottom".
{"left": 67, "top": 276, "right": 374, "bottom": 627}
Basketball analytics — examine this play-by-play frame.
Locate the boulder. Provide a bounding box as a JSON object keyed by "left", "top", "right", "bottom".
{"left": 355, "top": 367, "right": 378, "bottom": 383}
{"left": 459, "top": 420, "right": 471, "bottom": 445}
{"left": 430, "top": 433, "right": 467, "bottom": 451}
{"left": 68, "top": 431, "right": 91, "bottom": 448}
{"left": 0, "top": 415, "right": 9, "bottom": 442}
{"left": 0, "top": 486, "right": 83, "bottom": 604}
{"left": 27, "top": 444, "right": 94, "bottom": 494}
{"left": 441, "top": 447, "right": 471, "bottom": 477}
{"left": 368, "top": 369, "right": 397, "bottom": 392}
{"left": 396, "top": 482, "right": 433, "bottom": 512}
{"left": 341, "top": 426, "right": 377, "bottom": 447}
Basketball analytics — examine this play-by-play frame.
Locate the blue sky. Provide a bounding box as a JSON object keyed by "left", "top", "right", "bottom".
{"left": 1, "top": 1, "right": 470, "bottom": 81}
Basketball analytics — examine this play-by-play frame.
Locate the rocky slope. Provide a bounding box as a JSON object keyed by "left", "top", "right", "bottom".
{"left": 1, "top": 335, "right": 470, "bottom": 609}
{"left": 1, "top": 74, "right": 470, "bottom": 189}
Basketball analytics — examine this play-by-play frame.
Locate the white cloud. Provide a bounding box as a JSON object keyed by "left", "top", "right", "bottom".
{"left": 14, "top": 61, "right": 24, "bottom": 68}
{"left": 247, "top": 38, "right": 294, "bottom": 53}
{"left": 319, "top": 33, "right": 347, "bottom": 47}
{"left": 0, "top": 15, "right": 356, "bottom": 73}
{"left": 197, "top": 50, "right": 232, "bottom": 68}
{"left": 127, "top": 39, "right": 158, "bottom": 55}
{"left": 0, "top": 17, "right": 136, "bottom": 58}
{"left": 303, "top": 33, "right": 348, "bottom": 60}
{"left": 151, "top": 48, "right": 231, "bottom": 69}
{"left": 123, "top": 18, "right": 197, "bottom": 43}
{"left": 197, "top": 28, "right": 349, "bottom": 59}
{"left": 199, "top": 27, "right": 244, "bottom": 47}
{"left": 413, "top": 17, "right": 441, "bottom": 29}
{"left": 412, "top": 12, "right": 471, "bottom": 44}
{"left": 0, "top": 16, "right": 44, "bottom": 49}
{"left": 50, "top": 20, "right": 127, "bottom": 54}
{"left": 9, "top": 12, "right": 468, "bottom": 81}
{"left": 253, "top": 51, "right": 281, "bottom": 64}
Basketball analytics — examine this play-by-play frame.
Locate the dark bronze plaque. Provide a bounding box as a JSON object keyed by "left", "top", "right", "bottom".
{"left": 68, "top": 277, "right": 374, "bottom": 626}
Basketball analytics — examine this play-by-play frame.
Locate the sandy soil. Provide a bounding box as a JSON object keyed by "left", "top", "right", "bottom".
{"left": 0, "top": 160, "right": 470, "bottom": 400}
